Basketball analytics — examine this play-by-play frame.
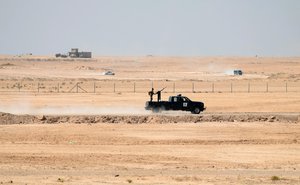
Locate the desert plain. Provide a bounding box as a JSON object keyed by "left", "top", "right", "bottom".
{"left": 0, "top": 55, "right": 300, "bottom": 184}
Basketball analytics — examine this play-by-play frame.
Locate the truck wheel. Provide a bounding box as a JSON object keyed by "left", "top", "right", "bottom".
{"left": 152, "top": 107, "right": 161, "bottom": 113}
{"left": 192, "top": 107, "right": 201, "bottom": 114}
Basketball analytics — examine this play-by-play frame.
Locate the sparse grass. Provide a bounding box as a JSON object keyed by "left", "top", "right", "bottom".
{"left": 57, "top": 178, "right": 64, "bottom": 182}
{"left": 174, "top": 176, "right": 201, "bottom": 182}
{"left": 127, "top": 179, "right": 132, "bottom": 183}
{"left": 271, "top": 176, "right": 280, "bottom": 181}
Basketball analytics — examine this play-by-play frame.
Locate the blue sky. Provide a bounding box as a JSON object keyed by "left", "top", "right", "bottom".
{"left": 0, "top": 0, "right": 299, "bottom": 56}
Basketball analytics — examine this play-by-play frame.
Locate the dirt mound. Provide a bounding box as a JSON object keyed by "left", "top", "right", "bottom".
{"left": 0, "top": 112, "right": 38, "bottom": 124}
{"left": 0, "top": 112, "right": 299, "bottom": 125}
{"left": 0, "top": 63, "right": 17, "bottom": 69}
{"left": 0, "top": 63, "right": 15, "bottom": 67}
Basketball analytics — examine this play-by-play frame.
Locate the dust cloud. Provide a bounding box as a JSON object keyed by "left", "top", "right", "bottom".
{"left": 0, "top": 103, "right": 149, "bottom": 115}
{"left": 224, "top": 69, "right": 234, "bottom": 75}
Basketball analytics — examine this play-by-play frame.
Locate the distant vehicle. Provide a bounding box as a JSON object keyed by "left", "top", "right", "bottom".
{"left": 145, "top": 92, "right": 206, "bottom": 114}
{"left": 234, "top": 69, "right": 243, "bottom": 75}
{"left": 103, "top": 71, "right": 115, "bottom": 75}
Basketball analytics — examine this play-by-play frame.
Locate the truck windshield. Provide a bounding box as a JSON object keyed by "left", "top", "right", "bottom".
{"left": 169, "top": 96, "right": 179, "bottom": 102}
{"left": 169, "top": 96, "right": 191, "bottom": 102}
{"left": 182, "top": 97, "right": 191, "bottom": 102}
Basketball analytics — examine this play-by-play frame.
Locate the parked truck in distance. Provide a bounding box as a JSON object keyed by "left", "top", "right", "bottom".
{"left": 145, "top": 94, "right": 206, "bottom": 114}
{"left": 233, "top": 69, "right": 243, "bottom": 75}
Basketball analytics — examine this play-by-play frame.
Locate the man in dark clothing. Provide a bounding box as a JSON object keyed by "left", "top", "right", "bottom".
{"left": 156, "top": 87, "right": 165, "bottom": 102}
{"left": 148, "top": 88, "right": 154, "bottom": 102}
{"left": 156, "top": 90, "right": 161, "bottom": 102}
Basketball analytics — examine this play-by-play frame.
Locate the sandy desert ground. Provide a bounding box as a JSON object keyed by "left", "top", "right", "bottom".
{"left": 0, "top": 121, "right": 299, "bottom": 185}
{"left": 0, "top": 55, "right": 299, "bottom": 184}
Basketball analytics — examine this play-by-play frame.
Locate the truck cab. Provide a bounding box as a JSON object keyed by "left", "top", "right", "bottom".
{"left": 168, "top": 95, "right": 191, "bottom": 111}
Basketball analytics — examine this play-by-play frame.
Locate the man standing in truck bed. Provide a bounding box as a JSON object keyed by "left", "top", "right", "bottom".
{"left": 148, "top": 88, "right": 154, "bottom": 102}
{"left": 155, "top": 87, "right": 166, "bottom": 102}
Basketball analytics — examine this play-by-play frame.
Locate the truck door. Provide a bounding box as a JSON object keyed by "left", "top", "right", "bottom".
{"left": 170, "top": 96, "right": 188, "bottom": 110}
{"left": 181, "top": 97, "right": 189, "bottom": 111}
{"left": 170, "top": 96, "right": 180, "bottom": 110}
{"left": 175, "top": 96, "right": 186, "bottom": 110}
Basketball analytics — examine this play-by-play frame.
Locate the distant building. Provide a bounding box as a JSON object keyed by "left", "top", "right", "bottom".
{"left": 69, "top": 48, "right": 92, "bottom": 58}
{"left": 69, "top": 48, "right": 79, "bottom": 58}
{"left": 56, "top": 48, "right": 92, "bottom": 58}
{"left": 78, "top": 51, "right": 92, "bottom": 58}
